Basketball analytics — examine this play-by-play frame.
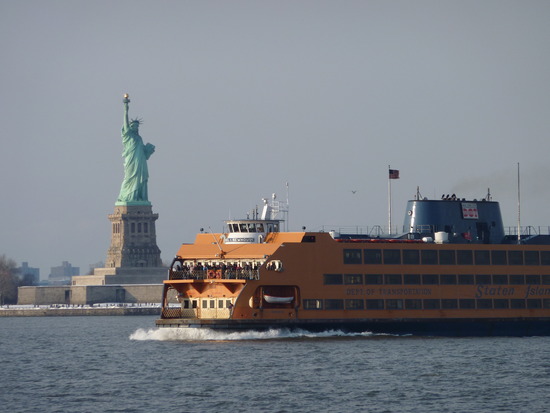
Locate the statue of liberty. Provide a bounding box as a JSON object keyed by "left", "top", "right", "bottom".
{"left": 116, "top": 94, "right": 155, "bottom": 205}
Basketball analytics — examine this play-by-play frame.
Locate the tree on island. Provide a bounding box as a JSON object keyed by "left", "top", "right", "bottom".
{"left": 0, "top": 255, "right": 18, "bottom": 305}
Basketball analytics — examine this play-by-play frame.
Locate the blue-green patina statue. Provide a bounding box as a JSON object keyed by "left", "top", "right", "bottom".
{"left": 116, "top": 94, "right": 155, "bottom": 205}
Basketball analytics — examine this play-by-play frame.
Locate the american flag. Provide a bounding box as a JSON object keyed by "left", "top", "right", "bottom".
{"left": 389, "top": 169, "right": 400, "bottom": 179}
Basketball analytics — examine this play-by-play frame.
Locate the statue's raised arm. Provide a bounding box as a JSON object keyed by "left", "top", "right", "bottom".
{"left": 116, "top": 94, "right": 155, "bottom": 206}
{"left": 122, "top": 94, "right": 130, "bottom": 131}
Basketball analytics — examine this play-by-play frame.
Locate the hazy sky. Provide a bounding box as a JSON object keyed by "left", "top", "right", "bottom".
{"left": 2, "top": 1, "right": 550, "bottom": 279}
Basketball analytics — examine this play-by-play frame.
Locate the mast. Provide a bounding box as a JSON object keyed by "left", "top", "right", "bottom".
{"left": 517, "top": 162, "right": 521, "bottom": 244}
{"left": 286, "top": 182, "right": 289, "bottom": 232}
{"left": 388, "top": 165, "right": 392, "bottom": 234}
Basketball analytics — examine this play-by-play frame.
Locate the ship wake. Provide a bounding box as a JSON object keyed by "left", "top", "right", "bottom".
{"left": 129, "top": 327, "right": 387, "bottom": 341}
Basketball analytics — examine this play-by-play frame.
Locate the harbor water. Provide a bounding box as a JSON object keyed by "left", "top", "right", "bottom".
{"left": 1, "top": 315, "right": 549, "bottom": 413}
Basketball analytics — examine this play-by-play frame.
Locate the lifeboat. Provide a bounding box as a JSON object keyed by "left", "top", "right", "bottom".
{"left": 263, "top": 295, "right": 294, "bottom": 304}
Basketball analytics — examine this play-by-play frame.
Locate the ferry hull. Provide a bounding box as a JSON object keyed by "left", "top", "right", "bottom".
{"left": 155, "top": 317, "right": 550, "bottom": 337}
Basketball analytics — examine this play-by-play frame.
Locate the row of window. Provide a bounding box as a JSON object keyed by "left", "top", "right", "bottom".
{"left": 343, "top": 248, "right": 550, "bottom": 266}
{"left": 324, "top": 273, "right": 550, "bottom": 286}
{"left": 113, "top": 222, "right": 150, "bottom": 234}
{"left": 303, "top": 298, "right": 550, "bottom": 311}
{"left": 181, "top": 299, "right": 233, "bottom": 309}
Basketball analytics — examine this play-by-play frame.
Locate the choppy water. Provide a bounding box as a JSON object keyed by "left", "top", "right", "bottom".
{"left": 1, "top": 316, "right": 549, "bottom": 413}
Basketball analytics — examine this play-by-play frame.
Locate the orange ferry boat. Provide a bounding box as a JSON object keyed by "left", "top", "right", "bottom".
{"left": 156, "top": 190, "right": 550, "bottom": 336}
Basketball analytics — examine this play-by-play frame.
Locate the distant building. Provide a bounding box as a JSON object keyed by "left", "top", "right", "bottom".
{"left": 16, "top": 262, "right": 40, "bottom": 285}
{"left": 49, "top": 261, "right": 80, "bottom": 285}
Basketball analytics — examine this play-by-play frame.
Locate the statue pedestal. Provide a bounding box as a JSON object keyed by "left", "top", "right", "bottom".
{"left": 73, "top": 204, "right": 167, "bottom": 286}
{"left": 106, "top": 204, "right": 162, "bottom": 268}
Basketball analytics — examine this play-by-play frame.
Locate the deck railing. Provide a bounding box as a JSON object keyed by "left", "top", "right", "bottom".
{"left": 504, "top": 226, "right": 550, "bottom": 236}
{"left": 169, "top": 268, "right": 260, "bottom": 281}
{"left": 161, "top": 307, "right": 182, "bottom": 319}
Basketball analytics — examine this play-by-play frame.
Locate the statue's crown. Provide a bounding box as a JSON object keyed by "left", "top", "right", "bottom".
{"left": 130, "top": 118, "right": 143, "bottom": 125}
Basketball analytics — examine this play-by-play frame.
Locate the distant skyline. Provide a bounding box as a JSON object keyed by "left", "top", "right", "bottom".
{"left": 2, "top": 1, "right": 550, "bottom": 278}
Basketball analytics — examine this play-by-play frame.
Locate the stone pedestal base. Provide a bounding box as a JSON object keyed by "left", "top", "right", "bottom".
{"left": 72, "top": 266, "right": 167, "bottom": 286}
{"left": 106, "top": 204, "right": 162, "bottom": 268}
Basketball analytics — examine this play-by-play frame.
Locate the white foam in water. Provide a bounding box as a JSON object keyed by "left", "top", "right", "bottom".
{"left": 129, "top": 327, "right": 378, "bottom": 341}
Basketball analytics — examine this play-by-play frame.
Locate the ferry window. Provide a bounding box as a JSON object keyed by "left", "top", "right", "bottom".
{"left": 421, "top": 250, "right": 438, "bottom": 265}
{"left": 324, "top": 274, "right": 343, "bottom": 285}
{"left": 364, "top": 249, "right": 382, "bottom": 264}
{"left": 543, "top": 275, "right": 550, "bottom": 284}
{"left": 510, "top": 299, "right": 526, "bottom": 309}
{"left": 210, "top": 300, "right": 215, "bottom": 309}
{"left": 508, "top": 251, "right": 524, "bottom": 265}
{"left": 325, "top": 299, "right": 344, "bottom": 310}
{"left": 366, "top": 299, "right": 384, "bottom": 310}
{"left": 509, "top": 275, "right": 525, "bottom": 285}
{"left": 192, "top": 300, "right": 198, "bottom": 308}
{"left": 386, "top": 299, "right": 403, "bottom": 310}
{"left": 491, "top": 250, "right": 507, "bottom": 265}
{"left": 405, "top": 299, "right": 422, "bottom": 310}
{"left": 474, "top": 250, "right": 490, "bottom": 265}
{"left": 345, "top": 299, "right": 365, "bottom": 310}
{"left": 226, "top": 300, "right": 232, "bottom": 308}
{"left": 492, "top": 274, "right": 508, "bottom": 285}
{"left": 541, "top": 251, "right": 550, "bottom": 265}
{"left": 384, "top": 274, "right": 402, "bottom": 284}
{"left": 423, "top": 299, "right": 440, "bottom": 309}
{"left": 383, "top": 249, "right": 401, "bottom": 265}
{"left": 257, "top": 224, "right": 264, "bottom": 232}
{"left": 343, "top": 249, "right": 362, "bottom": 264}
{"left": 525, "top": 251, "right": 540, "bottom": 265}
{"left": 439, "top": 250, "right": 456, "bottom": 265}
{"left": 303, "top": 299, "right": 323, "bottom": 310}
{"left": 301, "top": 235, "right": 316, "bottom": 243}
{"left": 440, "top": 274, "right": 457, "bottom": 285}
{"left": 422, "top": 274, "right": 439, "bottom": 285}
{"left": 202, "top": 300, "right": 207, "bottom": 308}
{"left": 476, "top": 299, "right": 492, "bottom": 309}
{"left": 183, "top": 300, "right": 190, "bottom": 309}
{"left": 494, "top": 299, "right": 509, "bottom": 309}
{"left": 248, "top": 223, "right": 256, "bottom": 232}
{"left": 458, "top": 274, "right": 474, "bottom": 285}
{"left": 404, "top": 274, "right": 421, "bottom": 284}
{"left": 441, "top": 299, "right": 458, "bottom": 309}
{"left": 402, "top": 249, "right": 419, "bottom": 265}
{"left": 457, "top": 250, "right": 473, "bottom": 265}
{"left": 365, "top": 274, "right": 383, "bottom": 284}
{"left": 459, "top": 299, "right": 475, "bottom": 309}
{"left": 344, "top": 274, "right": 363, "bottom": 285}
{"left": 527, "top": 299, "right": 542, "bottom": 309}
{"left": 526, "top": 275, "right": 541, "bottom": 285}
{"left": 543, "top": 299, "right": 550, "bottom": 309}
{"left": 239, "top": 224, "right": 248, "bottom": 232}
{"left": 475, "top": 274, "right": 491, "bottom": 284}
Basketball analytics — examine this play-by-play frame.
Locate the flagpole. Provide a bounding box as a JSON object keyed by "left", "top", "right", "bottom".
{"left": 388, "top": 165, "right": 392, "bottom": 234}
{"left": 517, "top": 162, "right": 521, "bottom": 244}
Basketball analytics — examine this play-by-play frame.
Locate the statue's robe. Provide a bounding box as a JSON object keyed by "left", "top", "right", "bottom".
{"left": 117, "top": 126, "right": 155, "bottom": 203}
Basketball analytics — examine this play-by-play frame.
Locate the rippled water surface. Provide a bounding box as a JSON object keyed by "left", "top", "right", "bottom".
{"left": 1, "top": 316, "right": 550, "bottom": 412}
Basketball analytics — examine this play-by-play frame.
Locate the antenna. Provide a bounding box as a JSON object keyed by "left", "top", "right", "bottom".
{"left": 286, "top": 182, "right": 290, "bottom": 231}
